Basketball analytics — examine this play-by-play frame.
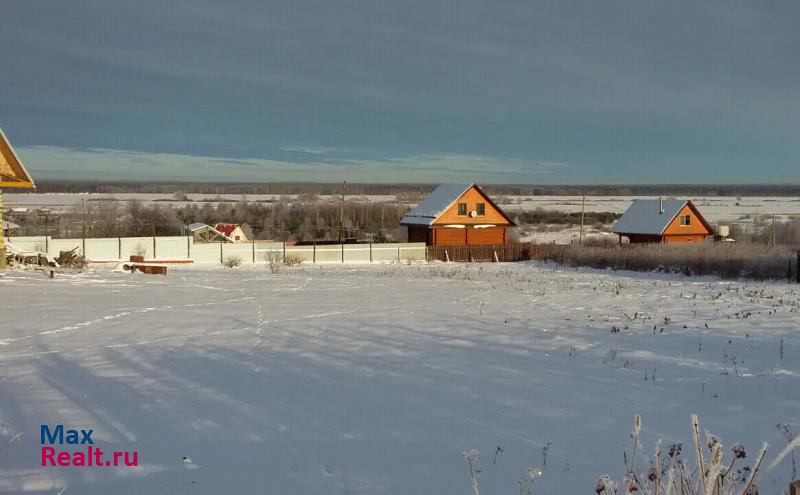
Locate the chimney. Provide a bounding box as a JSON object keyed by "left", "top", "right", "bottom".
{"left": 659, "top": 196, "right": 664, "bottom": 214}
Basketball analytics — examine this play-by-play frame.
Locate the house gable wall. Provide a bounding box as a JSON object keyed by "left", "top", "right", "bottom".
{"left": 663, "top": 204, "right": 712, "bottom": 236}
{"left": 433, "top": 187, "right": 511, "bottom": 226}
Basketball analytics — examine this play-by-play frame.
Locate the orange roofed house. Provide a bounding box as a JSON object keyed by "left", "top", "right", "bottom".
{"left": 401, "top": 184, "right": 516, "bottom": 246}
{"left": 611, "top": 199, "right": 713, "bottom": 244}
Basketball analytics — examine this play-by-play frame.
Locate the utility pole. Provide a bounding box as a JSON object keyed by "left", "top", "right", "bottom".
{"left": 338, "top": 181, "right": 346, "bottom": 244}
{"left": 81, "top": 198, "right": 87, "bottom": 239}
{"left": 0, "top": 190, "right": 5, "bottom": 268}
{"left": 579, "top": 195, "right": 586, "bottom": 245}
{"left": 770, "top": 215, "right": 776, "bottom": 248}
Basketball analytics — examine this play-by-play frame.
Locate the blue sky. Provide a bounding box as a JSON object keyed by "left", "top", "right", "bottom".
{"left": 2, "top": 1, "right": 799, "bottom": 183}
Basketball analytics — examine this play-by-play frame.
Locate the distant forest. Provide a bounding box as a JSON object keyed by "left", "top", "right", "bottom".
{"left": 24, "top": 181, "right": 800, "bottom": 197}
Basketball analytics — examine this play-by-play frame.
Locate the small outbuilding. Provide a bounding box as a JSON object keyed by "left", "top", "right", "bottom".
{"left": 214, "top": 223, "right": 251, "bottom": 242}
{"left": 400, "top": 183, "right": 515, "bottom": 246}
{"left": 612, "top": 199, "right": 713, "bottom": 244}
{"left": 2, "top": 220, "right": 19, "bottom": 237}
{"left": 185, "top": 223, "right": 233, "bottom": 243}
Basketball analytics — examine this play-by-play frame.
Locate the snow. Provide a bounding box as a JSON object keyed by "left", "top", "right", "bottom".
{"left": 1, "top": 263, "right": 798, "bottom": 494}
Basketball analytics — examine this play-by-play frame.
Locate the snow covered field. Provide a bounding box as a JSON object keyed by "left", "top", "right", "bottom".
{"left": 1, "top": 263, "right": 798, "bottom": 494}
{"left": 5, "top": 193, "right": 800, "bottom": 223}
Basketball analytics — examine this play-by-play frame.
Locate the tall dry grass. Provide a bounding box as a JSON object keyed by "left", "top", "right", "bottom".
{"left": 548, "top": 242, "right": 796, "bottom": 281}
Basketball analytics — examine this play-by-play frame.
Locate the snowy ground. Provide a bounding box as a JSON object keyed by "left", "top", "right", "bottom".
{"left": 1, "top": 263, "right": 798, "bottom": 494}
{"left": 5, "top": 193, "right": 800, "bottom": 223}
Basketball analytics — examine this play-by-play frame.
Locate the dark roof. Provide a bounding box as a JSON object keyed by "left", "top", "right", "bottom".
{"left": 611, "top": 199, "right": 706, "bottom": 235}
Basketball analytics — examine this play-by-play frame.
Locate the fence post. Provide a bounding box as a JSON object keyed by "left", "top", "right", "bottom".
{"left": 313, "top": 241, "right": 316, "bottom": 263}
{"left": 397, "top": 245, "right": 400, "bottom": 262}
{"left": 187, "top": 235, "right": 191, "bottom": 259}
{"left": 796, "top": 251, "right": 800, "bottom": 284}
{"left": 369, "top": 243, "right": 373, "bottom": 263}
{"left": 219, "top": 242, "right": 223, "bottom": 264}
{"left": 283, "top": 242, "right": 287, "bottom": 263}
{"left": 342, "top": 243, "right": 345, "bottom": 263}
{"left": 252, "top": 241, "right": 255, "bottom": 263}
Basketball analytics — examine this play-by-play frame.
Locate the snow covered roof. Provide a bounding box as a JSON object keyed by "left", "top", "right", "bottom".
{"left": 611, "top": 199, "right": 690, "bottom": 235}
{"left": 400, "top": 184, "right": 473, "bottom": 226}
{"left": 187, "top": 222, "right": 210, "bottom": 232}
{"left": 214, "top": 223, "right": 240, "bottom": 237}
{"left": 2, "top": 220, "right": 19, "bottom": 230}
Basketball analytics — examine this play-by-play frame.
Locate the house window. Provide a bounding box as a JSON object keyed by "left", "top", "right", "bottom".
{"left": 680, "top": 215, "right": 691, "bottom": 226}
{"left": 458, "top": 203, "right": 467, "bottom": 216}
{"left": 476, "top": 203, "right": 486, "bottom": 216}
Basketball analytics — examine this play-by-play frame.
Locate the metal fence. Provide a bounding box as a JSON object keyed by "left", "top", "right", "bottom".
{"left": 5, "top": 236, "right": 426, "bottom": 264}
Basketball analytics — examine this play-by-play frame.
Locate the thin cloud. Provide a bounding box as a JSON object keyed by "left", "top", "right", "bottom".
{"left": 18, "top": 146, "right": 573, "bottom": 184}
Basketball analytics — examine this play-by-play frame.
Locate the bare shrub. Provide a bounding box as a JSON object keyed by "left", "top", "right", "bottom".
{"left": 548, "top": 242, "right": 794, "bottom": 280}
{"left": 133, "top": 243, "right": 148, "bottom": 258}
{"left": 596, "top": 414, "right": 800, "bottom": 495}
{"left": 284, "top": 255, "right": 303, "bottom": 267}
{"left": 264, "top": 250, "right": 282, "bottom": 274}
{"left": 223, "top": 256, "right": 242, "bottom": 268}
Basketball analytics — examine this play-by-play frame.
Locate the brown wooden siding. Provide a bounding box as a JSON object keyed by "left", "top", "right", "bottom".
{"left": 407, "top": 226, "right": 429, "bottom": 243}
{"left": 662, "top": 234, "right": 709, "bottom": 243}
{"left": 624, "top": 234, "right": 664, "bottom": 244}
{"left": 434, "top": 228, "right": 467, "bottom": 245}
{"left": 466, "top": 228, "right": 506, "bottom": 245}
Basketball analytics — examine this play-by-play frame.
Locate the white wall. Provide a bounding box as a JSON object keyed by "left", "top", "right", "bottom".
{"left": 5, "top": 236, "right": 426, "bottom": 264}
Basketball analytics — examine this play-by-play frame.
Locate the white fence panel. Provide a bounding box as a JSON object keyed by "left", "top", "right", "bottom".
{"left": 221, "top": 244, "right": 255, "bottom": 263}
{"left": 5, "top": 236, "right": 48, "bottom": 253}
{"left": 6, "top": 236, "right": 427, "bottom": 264}
{"left": 342, "top": 244, "right": 371, "bottom": 263}
{"left": 284, "top": 246, "right": 315, "bottom": 263}
{"left": 254, "top": 242, "right": 285, "bottom": 264}
{"left": 370, "top": 243, "right": 426, "bottom": 262}
{"left": 120, "top": 237, "right": 155, "bottom": 259}
{"left": 314, "top": 245, "right": 343, "bottom": 263}
{"left": 156, "top": 237, "right": 190, "bottom": 259}
{"left": 84, "top": 238, "right": 119, "bottom": 260}
{"left": 191, "top": 243, "right": 223, "bottom": 264}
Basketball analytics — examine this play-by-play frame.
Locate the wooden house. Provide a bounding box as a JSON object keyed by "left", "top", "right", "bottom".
{"left": 611, "top": 199, "right": 713, "bottom": 243}
{"left": 400, "top": 183, "right": 515, "bottom": 246}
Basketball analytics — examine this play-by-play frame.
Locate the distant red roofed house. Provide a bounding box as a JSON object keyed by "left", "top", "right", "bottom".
{"left": 214, "top": 223, "right": 250, "bottom": 242}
